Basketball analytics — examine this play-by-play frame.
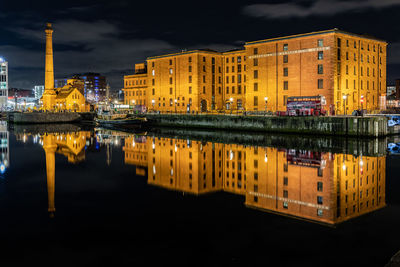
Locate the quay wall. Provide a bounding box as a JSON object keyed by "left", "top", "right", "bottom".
{"left": 145, "top": 114, "right": 389, "bottom": 137}
{"left": 7, "top": 112, "right": 81, "bottom": 124}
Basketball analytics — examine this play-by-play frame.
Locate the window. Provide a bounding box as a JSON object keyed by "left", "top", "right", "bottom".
{"left": 318, "top": 64, "right": 323, "bottom": 74}
{"left": 253, "top": 48, "right": 258, "bottom": 55}
{"left": 169, "top": 68, "right": 173, "bottom": 74}
{"left": 254, "top": 82, "right": 258, "bottom": 92}
{"left": 317, "top": 209, "right": 323, "bottom": 217}
{"left": 283, "top": 95, "right": 288, "bottom": 106}
{"left": 283, "top": 81, "right": 288, "bottom": 90}
{"left": 346, "top": 52, "right": 349, "bottom": 60}
{"left": 189, "top": 86, "right": 192, "bottom": 94}
{"left": 337, "top": 38, "right": 341, "bottom": 47}
{"left": 189, "top": 76, "right": 192, "bottom": 83}
{"left": 203, "top": 56, "right": 206, "bottom": 62}
{"left": 169, "top": 59, "right": 172, "bottom": 65}
{"left": 318, "top": 79, "right": 323, "bottom": 89}
{"left": 169, "top": 77, "right": 173, "bottom": 84}
{"left": 346, "top": 65, "right": 348, "bottom": 75}
{"left": 283, "top": 67, "right": 288, "bottom": 77}
{"left": 283, "top": 44, "right": 288, "bottom": 51}
{"left": 212, "top": 57, "right": 215, "bottom": 64}
{"left": 254, "top": 70, "right": 258, "bottom": 79}
{"left": 203, "top": 65, "right": 206, "bottom": 72}
{"left": 317, "top": 182, "right": 323, "bottom": 191}
{"left": 283, "top": 55, "right": 288, "bottom": 63}
{"left": 152, "top": 88, "right": 155, "bottom": 95}
{"left": 152, "top": 69, "right": 155, "bottom": 76}
{"left": 283, "top": 202, "right": 288, "bottom": 209}
{"left": 318, "top": 51, "right": 323, "bottom": 60}
{"left": 254, "top": 96, "right": 258, "bottom": 106}
{"left": 169, "top": 87, "right": 172, "bottom": 94}
{"left": 283, "top": 190, "right": 288, "bottom": 198}
{"left": 188, "top": 66, "right": 192, "bottom": 72}
{"left": 283, "top": 177, "right": 288, "bottom": 185}
{"left": 188, "top": 57, "right": 192, "bottom": 63}
{"left": 253, "top": 58, "right": 258, "bottom": 66}
{"left": 318, "top": 39, "right": 324, "bottom": 47}
{"left": 226, "top": 87, "right": 229, "bottom": 94}
{"left": 151, "top": 62, "right": 155, "bottom": 67}
{"left": 317, "top": 196, "right": 323, "bottom": 204}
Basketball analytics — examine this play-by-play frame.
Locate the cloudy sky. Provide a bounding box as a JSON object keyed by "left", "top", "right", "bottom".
{"left": 1, "top": 0, "right": 400, "bottom": 90}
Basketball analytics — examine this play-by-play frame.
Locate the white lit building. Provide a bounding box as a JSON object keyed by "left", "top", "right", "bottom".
{"left": 0, "top": 121, "right": 9, "bottom": 174}
{"left": 0, "top": 57, "right": 8, "bottom": 109}
{"left": 387, "top": 85, "right": 396, "bottom": 96}
{"left": 33, "top": 85, "right": 45, "bottom": 99}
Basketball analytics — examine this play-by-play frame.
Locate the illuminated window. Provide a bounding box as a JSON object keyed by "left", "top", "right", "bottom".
{"left": 318, "top": 51, "right": 323, "bottom": 60}
{"left": 283, "top": 44, "right": 288, "bottom": 51}
{"left": 318, "top": 64, "right": 323, "bottom": 74}
{"left": 318, "top": 39, "right": 324, "bottom": 47}
{"left": 317, "top": 209, "right": 323, "bottom": 216}
{"left": 317, "top": 196, "right": 323, "bottom": 204}
{"left": 283, "top": 202, "right": 288, "bottom": 209}
{"left": 152, "top": 69, "right": 155, "bottom": 76}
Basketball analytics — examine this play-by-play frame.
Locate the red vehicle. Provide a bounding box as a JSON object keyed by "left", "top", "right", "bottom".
{"left": 285, "top": 96, "right": 327, "bottom": 116}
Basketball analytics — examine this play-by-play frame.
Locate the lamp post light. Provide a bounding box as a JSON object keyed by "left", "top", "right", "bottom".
{"left": 342, "top": 94, "right": 347, "bottom": 115}
{"left": 151, "top": 99, "right": 155, "bottom": 112}
{"left": 229, "top": 97, "right": 234, "bottom": 114}
{"left": 264, "top": 96, "right": 268, "bottom": 114}
{"left": 174, "top": 99, "right": 177, "bottom": 114}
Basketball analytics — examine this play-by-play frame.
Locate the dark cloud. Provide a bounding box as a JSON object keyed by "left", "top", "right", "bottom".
{"left": 243, "top": 0, "right": 400, "bottom": 19}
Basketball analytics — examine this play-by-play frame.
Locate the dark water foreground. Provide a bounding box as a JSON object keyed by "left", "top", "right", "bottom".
{"left": 0, "top": 123, "right": 400, "bottom": 266}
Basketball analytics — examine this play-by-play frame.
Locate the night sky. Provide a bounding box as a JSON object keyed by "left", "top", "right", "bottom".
{"left": 1, "top": 0, "right": 400, "bottom": 91}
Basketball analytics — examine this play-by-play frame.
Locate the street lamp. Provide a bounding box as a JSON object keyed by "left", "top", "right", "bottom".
{"left": 151, "top": 99, "right": 155, "bottom": 111}
{"left": 264, "top": 96, "right": 268, "bottom": 114}
{"left": 174, "top": 99, "right": 177, "bottom": 113}
{"left": 342, "top": 94, "right": 347, "bottom": 115}
{"left": 229, "top": 97, "right": 234, "bottom": 114}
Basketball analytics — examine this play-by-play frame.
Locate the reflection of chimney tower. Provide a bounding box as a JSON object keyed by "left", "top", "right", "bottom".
{"left": 43, "top": 134, "right": 57, "bottom": 217}
{"left": 42, "top": 23, "right": 56, "bottom": 110}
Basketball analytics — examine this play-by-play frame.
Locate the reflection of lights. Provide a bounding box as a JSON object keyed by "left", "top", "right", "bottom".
{"left": 132, "top": 140, "right": 135, "bottom": 147}
{"left": 0, "top": 164, "right": 5, "bottom": 174}
{"left": 115, "top": 139, "right": 119, "bottom": 145}
{"left": 230, "top": 150, "right": 234, "bottom": 160}
{"left": 264, "top": 154, "right": 268, "bottom": 163}
{"left": 174, "top": 144, "right": 177, "bottom": 152}
{"left": 152, "top": 143, "right": 155, "bottom": 149}
{"left": 23, "top": 135, "right": 27, "bottom": 143}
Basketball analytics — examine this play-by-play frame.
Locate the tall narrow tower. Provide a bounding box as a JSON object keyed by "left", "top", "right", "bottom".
{"left": 42, "top": 23, "right": 56, "bottom": 110}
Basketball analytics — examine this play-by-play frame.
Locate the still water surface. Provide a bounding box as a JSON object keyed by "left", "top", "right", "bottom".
{"left": 0, "top": 124, "right": 400, "bottom": 266}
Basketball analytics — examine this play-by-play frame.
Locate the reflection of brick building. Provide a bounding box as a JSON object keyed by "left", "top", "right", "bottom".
{"left": 122, "top": 135, "right": 386, "bottom": 225}
{"left": 123, "top": 29, "right": 387, "bottom": 114}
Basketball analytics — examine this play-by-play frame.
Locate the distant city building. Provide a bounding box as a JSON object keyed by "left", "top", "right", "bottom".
{"left": 33, "top": 85, "right": 45, "bottom": 99}
{"left": 55, "top": 73, "right": 107, "bottom": 102}
{"left": 387, "top": 85, "right": 396, "bottom": 96}
{"left": 123, "top": 29, "right": 387, "bottom": 115}
{"left": 8, "top": 88, "right": 34, "bottom": 98}
{"left": 0, "top": 57, "right": 8, "bottom": 109}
